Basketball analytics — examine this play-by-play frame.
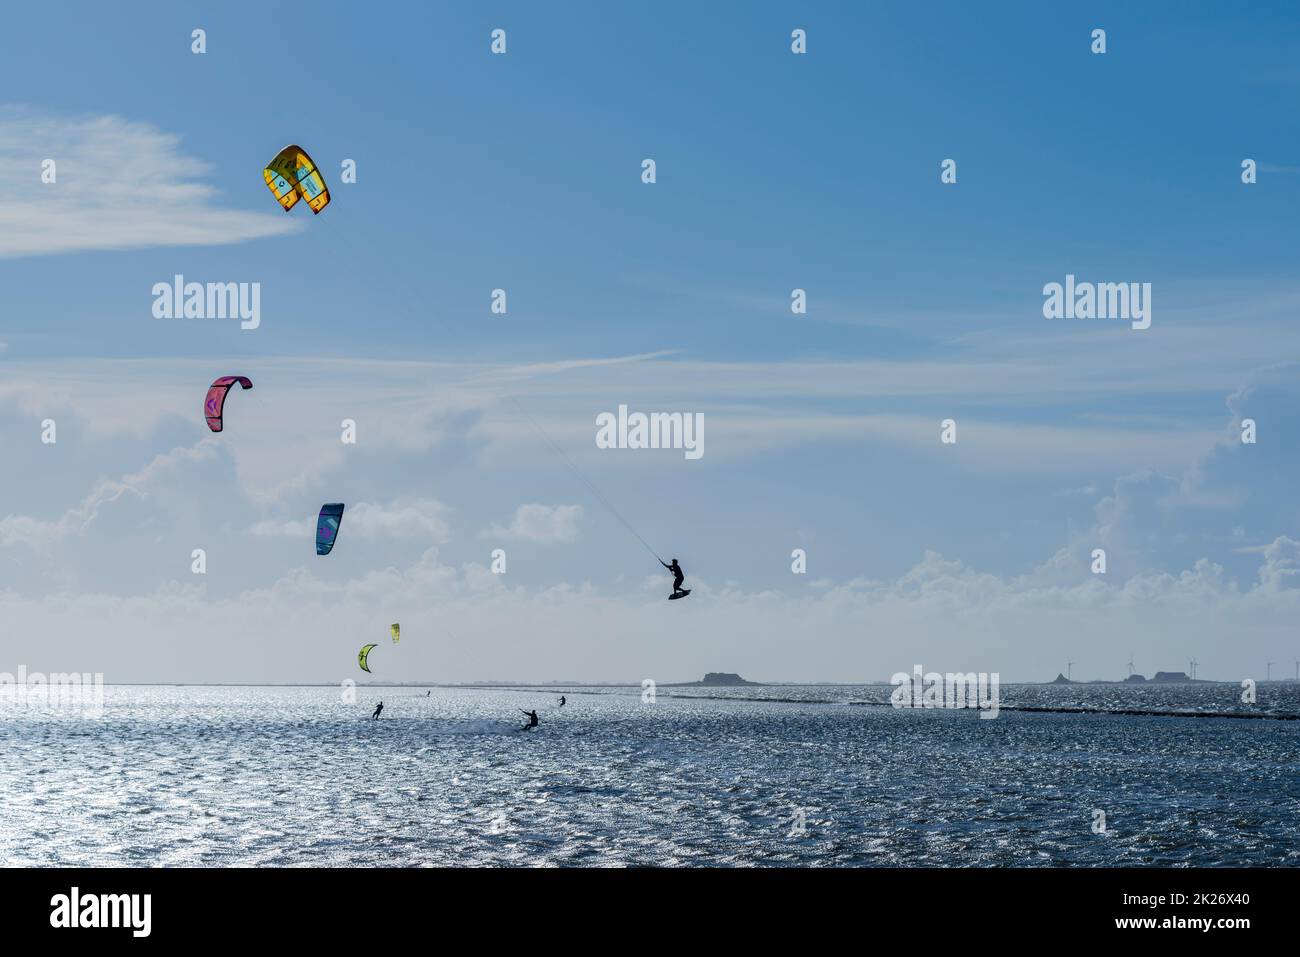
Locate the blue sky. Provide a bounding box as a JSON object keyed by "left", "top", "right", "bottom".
{"left": 1, "top": 2, "right": 1299, "bottom": 683}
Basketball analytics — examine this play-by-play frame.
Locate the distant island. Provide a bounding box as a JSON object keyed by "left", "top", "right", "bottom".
{"left": 1047, "top": 671, "right": 1212, "bottom": 685}
{"left": 665, "top": 672, "right": 762, "bottom": 687}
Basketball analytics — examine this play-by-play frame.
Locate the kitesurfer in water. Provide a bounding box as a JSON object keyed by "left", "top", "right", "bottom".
{"left": 520, "top": 709, "right": 539, "bottom": 730}
{"left": 372, "top": 701, "right": 384, "bottom": 720}
{"left": 559, "top": 696, "right": 566, "bottom": 707}
{"left": 661, "top": 558, "right": 686, "bottom": 597}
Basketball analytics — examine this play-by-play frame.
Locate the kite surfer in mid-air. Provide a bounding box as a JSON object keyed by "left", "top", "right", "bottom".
{"left": 661, "top": 558, "right": 690, "bottom": 599}
{"left": 509, "top": 396, "right": 688, "bottom": 601}
{"left": 372, "top": 701, "right": 384, "bottom": 720}
{"left": 520, "top": 710, "right": 539, "bottom": 731}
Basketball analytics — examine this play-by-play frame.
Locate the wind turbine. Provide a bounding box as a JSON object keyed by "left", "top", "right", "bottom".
{"left": 1127, "top": 656, "right": 1135, "bottom": 678}
{"left": 1189, "top": 658, "right": 1198, "bottom": 680}
{"left": 1266, "top": 660, "right": 1274, "bottom": 681}
{"left": 1067, "top": 661, "right": 1074, "bottom": 681}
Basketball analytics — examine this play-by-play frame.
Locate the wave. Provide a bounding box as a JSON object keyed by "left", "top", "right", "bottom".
{"left": 845, "top": 700, "right": 1300, "bottom": 720}
{"left": 423, "top": 720, "right": 525, "bottom": 736}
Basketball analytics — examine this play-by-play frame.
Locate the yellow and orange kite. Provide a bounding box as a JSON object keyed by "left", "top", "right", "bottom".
{"left": 263, "top": 144, "right": 330, "bottom": 214}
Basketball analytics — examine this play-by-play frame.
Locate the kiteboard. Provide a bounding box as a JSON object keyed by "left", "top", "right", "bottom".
{"left": 668, "top": 589, "right": 692, "bottom": 601}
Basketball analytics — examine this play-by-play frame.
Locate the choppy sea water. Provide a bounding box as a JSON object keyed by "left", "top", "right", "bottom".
{"left": 1, "top": 684, "right": 1297, "bottom": 867}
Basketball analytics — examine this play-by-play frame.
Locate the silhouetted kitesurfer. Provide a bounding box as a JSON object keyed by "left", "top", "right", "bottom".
{"left": 661, "top": 558, "right": 688, "bottom": 598}
{"left": 520, "top": 709, "right": 539, "bottom": 730}
{"left": 559, "top": 696, "right": 566, "bottom": 707}
{"left": 372, "top": 701, "right": 384, "bottom": 720}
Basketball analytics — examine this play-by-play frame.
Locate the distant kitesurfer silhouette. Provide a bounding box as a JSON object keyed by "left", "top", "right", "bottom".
{"left": 372, "top": 701, "right": 384, "bottom": 720}
{"left": 559, "top": 696, "right": 566, "bottom": 707}
{"left": 661, "top": 558, "right": 690, "bottom": 600}
{"left": 520, "top": 709, "right": 539, "bottom": 730}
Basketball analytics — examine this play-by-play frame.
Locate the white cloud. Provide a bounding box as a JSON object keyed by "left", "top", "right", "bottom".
{"left": 1255, "top": 536, "right": 1300, "bottom": 592}
{"left": 0, "top": 107, "right": 298, "bottom": 257}
{"left": 483, "top": 504, "right": 583, "bottom": 544}
{"left": 0, "top": 441, "right": 219, "bottom": 549}
{"left": 0, "top": 349, "right": 1273, "bottom": 499}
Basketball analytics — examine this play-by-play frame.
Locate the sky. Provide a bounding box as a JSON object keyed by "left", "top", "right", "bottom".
{"left": 2, "top": 1, "right": 1299, "bottom": 684}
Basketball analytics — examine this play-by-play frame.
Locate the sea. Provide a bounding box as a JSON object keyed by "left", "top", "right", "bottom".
{"left": 2, "top": 683, "right": 1297, "bottom": 866}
